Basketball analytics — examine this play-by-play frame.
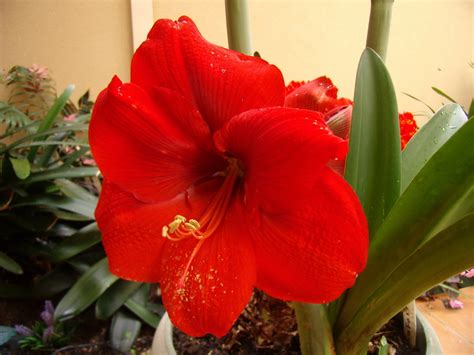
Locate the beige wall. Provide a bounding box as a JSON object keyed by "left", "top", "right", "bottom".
{"left": 0, "top": 0, "right": 133, "bottom": 102}
{"left": 154, "top": 0, "right": 473, "bottom": 119}
{"left": 1, "top": 0, "right": 472, "bottom": 121}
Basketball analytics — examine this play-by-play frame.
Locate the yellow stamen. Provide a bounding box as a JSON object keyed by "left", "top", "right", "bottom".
{"left": 161, "top": 158, "right": 240, "bottom": 289}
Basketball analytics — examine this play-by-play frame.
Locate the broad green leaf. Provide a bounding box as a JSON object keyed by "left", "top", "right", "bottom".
{"left": 402, "top": 103, "right": 468, "bottom": 192}
{"left": 13, "top": 140, "right": 89, "bottom": 149}
{"left": 12, "top": 196, "right": 95, "bottom": 219}
{"left": 48, "top": 223, "right": 101, "bottom": 262}
{"left": 0, "top": 251, "right": 23, "bottom": 274}
{"left": 19, "top": 166, "right": 99, "bottom": 184}
{"left": 8, "top": 157, "right": 30, "bottom": 180}
{"left": 125, "top": 284, "right": 160, "bottom": 328}
{"left": 468, "top": 99, "right": 474, "bottom": 118}
{"left": 110, "top": 310, "right": 142, "bottom": 353}
{"left": 55, "top": 179, "right": 98, "bottom": 206}
{"left": 96, "top": 280, "right": 142, "bottom": 320}
{"left": 336, "top": 213, "right": 474, "bottom": 354}
{"left": 55, "top": 258, "right": 118, "bottom": 320}
{"left": 337, "top": 117, "right": 474, "bottom": 336}
{"left": 0, "top": 266, "right": 75, "bottom": 299}
{"left": 0, "top": 326, "right": 17, "bottom": 346}
{"left": 62, "top": 146, "right": 90, "bottom": 167}
{"left": 27, "top": 85, "right": 74, "bottom": 162}
{"left": 345, "top": 48, "right": 400, "bottom": 234}
{"left": 378, "top": 336, "right": 389, "bottom": 355}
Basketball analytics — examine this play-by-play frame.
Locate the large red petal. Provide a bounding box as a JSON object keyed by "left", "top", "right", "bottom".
{"left": 90, "top": 76, "right": 224, "bottom": 203}
{"left": 285, "top": 76, "right": 352, "bottom": 115}
{"left": 214, "top": 107, "right": 347, "bottom": 214}
{"left": 250, "top": 168, "right": 368, "bottom": 303}
{"left": 159, "top": 194, "right": 256, "bottom": 337}
{"left": 131, "top": 16, "right": 285, "bottom": 131}
{"left": 96, "top": 179, "right": 218, "bottom": 282}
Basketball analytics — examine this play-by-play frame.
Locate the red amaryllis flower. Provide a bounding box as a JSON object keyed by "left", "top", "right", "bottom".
{"left": 285, "top": 77, "right": 352, "bottom": 116}
{"left": 90, "top": 16, "right": 368, "bottom": 337}
{"left": 399, "top": 112, "right": 418, "bottom": 149}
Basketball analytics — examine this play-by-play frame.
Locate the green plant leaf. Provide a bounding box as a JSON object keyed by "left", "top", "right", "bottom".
{"left": 12, "top": 196, "right": 95, "bottom": 219}
{"left": 0, "top": 326, "right": 17, "bottom": 346}
{"left": 344, "top": 48, "right": 400, "bottom": 235}
{"left": 27, "top": 85, "right": 74, "bottom": 162}
{"left": 0, "top": 266, "right": 75, "bottom": 299}
{"left": 19, "top": 167, "right": 99, "bottom": 184}
{"left": 48, "top": 223, "right": 101, "bottom": 262}
{"left": 337, "top": 116, "right": 474, "bottom": 339}
{"left": 55, "top": 258, "right": 118, "bottom": 320}
{"left": 401, "top": 103, "right": 468, "bottom": 192}
{"left": 54, "top": 179, "right": 98, "bottom": 206}
{"left": 378, "top": 336, "right": 389, "bottom": 355}
{"left": 468, "top": 99, "right": 474, "bottom": 119}
{"left": 8, "top": 157, "right": 31, "bottom": 180}
{"left": 124, "top": 284, "right": 160, "bottom": 328}
{"left": 336, "top": 213, "right": 474, "bottom": 355}
{"left": 110, "top": 310, "right": 142, "bottom": 353}
{"left": 96, "top": 280, "right": 142, "bottom": 320}
{"left": 432, "top": 86, "right": 457, "bottom": 103}
{"left": 0, "top": 251, "right": 23, "bottom": 274}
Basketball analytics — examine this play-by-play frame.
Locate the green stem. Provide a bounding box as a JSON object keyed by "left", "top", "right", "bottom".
{"left": 225, "top": 0, "right": 253, "bottom": 54}
{"left": 293, "top": 303, "right": 335, "bottom": 355}
{"left": 366, "top": 0, "right": 394, "bottom": 61}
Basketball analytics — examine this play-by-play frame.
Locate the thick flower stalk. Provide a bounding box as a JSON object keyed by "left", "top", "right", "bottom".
{"left": 89, "top": 17, "right": 368, "bottom": 337}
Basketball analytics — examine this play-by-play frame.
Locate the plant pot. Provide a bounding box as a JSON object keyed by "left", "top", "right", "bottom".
{"left": 152, "top": 309, "right": 443, "bottom": 355}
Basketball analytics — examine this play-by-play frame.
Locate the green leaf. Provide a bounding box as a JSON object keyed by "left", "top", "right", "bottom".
{"left": 48, "top": 223, "right": 101, "bottom": 262}
{"left": 55, "top": 258, "right": 118, "bottom": 320}
{"left": 27, "top": 85, "right": 74, "bottom": 162}
{"left": 468, "top": 99, "right": 474, "bottom": 119}
{"left": 336, "top": 213, "right": 474, "bottom": 355}
{"left": 0, "top": 326, "right": 17, "bottom": 346}
{"left": 402, "top": 92, "right": 435, "bottom": 113}
{"left": 402, "top": 104, "right": 468, "bottom": 192}
{"left": 0, "top": 266, "right": 75, "bottom": 299}
{"left": 96, "top": 280, "right": 142, "bottom": 320}
{"left": 8, "top": 157, "right": 31, "bottom": 180}
{"left": 337, "top": 117, "right": 474, "bottom": 338}
{"left": 110, "top": 310, "right": 142, "bottom": 353}
{"left": 0, "top": 251, "right": 23, "bottom": 274}
{"left": 19, "top": 167, "right": 99, "bottom": 184}
{"left": 12, "top": 196, "right": 95, "bottom": 219}
{"left": 55, "top": 179, "right": 98, "bottom": 206}
{"left": 378, "top": 336, "right": 389, "bottom": 355}
{"left": 344, "top": 48, "right": 400, "bottom": 235}
{"left": 124, "top": 284, "right": 160, "bottom": 328}
{"left": 432, "top": 86, "right": 457, "bottom": 103}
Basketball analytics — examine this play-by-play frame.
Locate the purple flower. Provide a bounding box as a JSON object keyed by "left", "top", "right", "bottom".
{"left": 40, "top": 301, "right": 55, "bottom": 326}
{"left": 15, "top": 325, "right": 33, "bottom": 336}
{"left": 461, "top": 269, "right": 474, "bottom": 278}
{"left": 42, "top": 325, "right": 54, "bottom": 342}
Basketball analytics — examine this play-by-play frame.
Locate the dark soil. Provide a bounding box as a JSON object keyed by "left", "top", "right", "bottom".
{"left": 173, "top": 290, "right": 417, "bottom": 355}
{"left": 1, "top": 288, "right": 416, "bottom": 354}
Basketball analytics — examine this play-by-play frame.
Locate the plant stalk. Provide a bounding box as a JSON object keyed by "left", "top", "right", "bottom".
{"left": 293, "top": 303, "right": 335, "bottom": 355}
{"left": 225, "top": 0, "right": 253, "bottom": 54}
{"left": 366, "top": 0, "right": 394, "bottom": 61}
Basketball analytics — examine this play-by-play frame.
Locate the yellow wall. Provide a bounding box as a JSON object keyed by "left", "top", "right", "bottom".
{"left": 0, "top": 0, "right": 133, "bottom": 102}
{"left": 1, "top": 0, "right": 472, "bottom": 120}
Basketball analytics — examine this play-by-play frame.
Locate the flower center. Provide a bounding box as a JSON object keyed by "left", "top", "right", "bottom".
{"left": 161, "top": 158, "right": 240, "bottom": 289}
